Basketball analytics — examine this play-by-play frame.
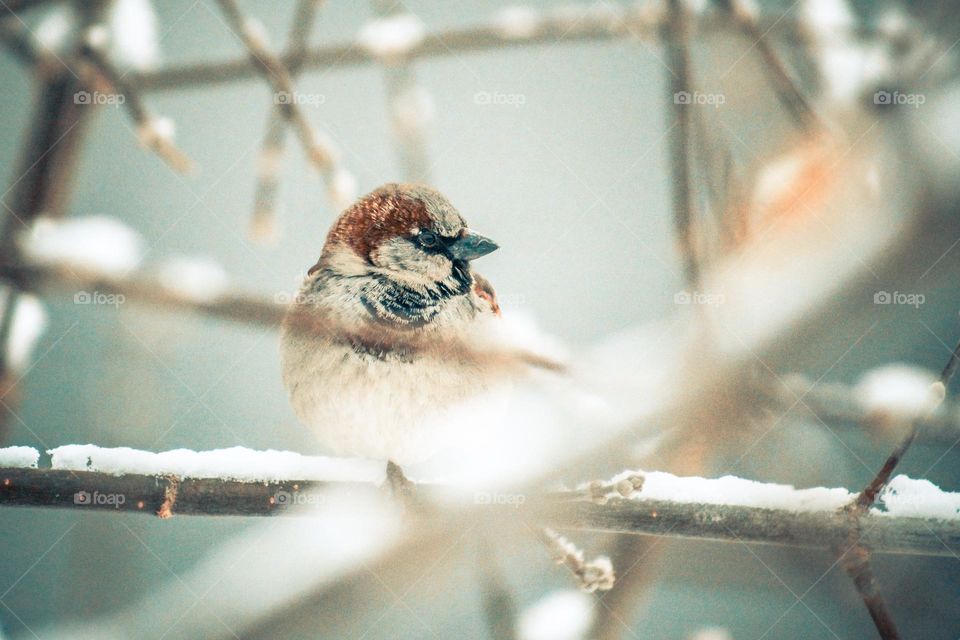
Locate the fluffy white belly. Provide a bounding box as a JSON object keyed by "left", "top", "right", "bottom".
{"left": 281, "top": 336, "right": 485, "bottom": 465}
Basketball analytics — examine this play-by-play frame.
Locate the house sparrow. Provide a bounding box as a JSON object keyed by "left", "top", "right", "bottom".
{"left": 280, "top": 183, "right": 500, "bottom": 489}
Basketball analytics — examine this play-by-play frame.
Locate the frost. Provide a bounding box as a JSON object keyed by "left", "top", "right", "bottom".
{"left": 108, "top": 0, "right": 160, "bottom": 70}
{"left": 493, "top": 6, "right": 541, "bottom": 39}
{"left": 0, "top": 446, "right": 40, "bottom": 468}
{"left": 2, "top": 294, "right": 48, "bottom": 373}
{"left": 517, "top": 589, "right": 594, "bottom": 640}
{"left": 22, "top": 215, "right": 144, "bottom": 276}
{"left": 854, "top": 365, "right": 940, "bottom": 421}
{"left": 358, "top": 14, "right": 425, "bottom": 60}
{"left": 157, "top": 256, "right": 229, "bottom": 303}
{"left": 47, "top": 444, "right": 384, "bottom": 483}
{"left": 879, "top": 475, "right": 960, "bottom": 520}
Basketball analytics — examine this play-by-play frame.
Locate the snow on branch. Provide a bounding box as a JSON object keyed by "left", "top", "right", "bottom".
{"left": 1, "top": 445, "right": 958, "bottom": 557}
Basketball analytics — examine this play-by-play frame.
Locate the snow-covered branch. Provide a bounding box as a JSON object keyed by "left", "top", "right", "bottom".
{"left": 1, "top": 446, "right": 958, "bottom": 557}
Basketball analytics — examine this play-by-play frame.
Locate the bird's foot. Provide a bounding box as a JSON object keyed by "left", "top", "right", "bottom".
{"left": 384, "top": 460, "right": 417, "bottom": 507}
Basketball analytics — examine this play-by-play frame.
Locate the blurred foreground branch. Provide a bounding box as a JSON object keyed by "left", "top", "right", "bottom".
{"left": 0, "top": 260, "right": 565, "bottom": 372}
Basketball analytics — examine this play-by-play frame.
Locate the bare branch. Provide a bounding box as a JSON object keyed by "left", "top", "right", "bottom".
{"left": 250, "top": 0, "right": 323, "bottom": 242}
{"left": 664, "top": 0, "right": 700, "bottom": 287}
{"left": 0, "top": 259, "right": 566, "bottom": 373}
{"left": 214, "top": 0, "right": 339, "bottom": 180}
{"left": 713, "top": 0, "right": 824, "bottom": 133}
{"left": 81, "top": 41, "right": 195, "bottom": 173}
{"left": 837, "top": 332, "right": 960, "bottom": 640}
{"left": 0, "top": 16, "right": 41, "bottom": 67}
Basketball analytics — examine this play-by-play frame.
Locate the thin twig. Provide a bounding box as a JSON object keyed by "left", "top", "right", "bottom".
{"left": 371, "top": 0, "right": 432, "bottom": 182}
{"left": 537, "top": 527, "right": 615, "bottom": 593}
{"left": 250, "top": 0, "right": 322, "bottom": 242}
{"left": 81, "top": 40, "right": 195, "bottom": 173}
{"left": 855, "top": 335, "right": 959, "bottom": 510}
{"left": 713, "top": 0, "right": 824, "bottom": 133}
{"left": 664, "top": 0, "right": 700, "bottom": 287}
{"left": 837, "top": 332, "right": 960, "bottom": 640}
{"left": 214, "top": 0, "right": 338, "bottom": 178}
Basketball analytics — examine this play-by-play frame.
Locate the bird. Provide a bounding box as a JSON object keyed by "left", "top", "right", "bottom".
{"left": 280, "top": 183, "right": 501, "bottom": 496}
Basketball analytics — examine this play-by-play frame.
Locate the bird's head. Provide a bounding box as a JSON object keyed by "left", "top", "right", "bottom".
{"left": 313, "top": 183, "right": 498, "bottom": 288}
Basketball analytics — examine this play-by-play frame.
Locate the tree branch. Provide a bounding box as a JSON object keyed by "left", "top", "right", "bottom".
{"left": 129, "top": 7, "right": 894, "bottom": 94}
{"left": 1, "top": 467, "right": 957, "bottom": 557}
{"left": 214, "top": 0, "right": 343, "bottom": 195}
{"left": 664, "top": 0, "right": 700, "bottom": 287}
{"left": 250, "top": 0, "right": 323, "bottom": 242}
{"left": 837, "top": 332, "right": 960, "bottom": 640}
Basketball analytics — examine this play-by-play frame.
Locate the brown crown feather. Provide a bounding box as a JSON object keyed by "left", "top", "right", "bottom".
{"left": 310, "top": 184, "right": 433, "bottom": 274}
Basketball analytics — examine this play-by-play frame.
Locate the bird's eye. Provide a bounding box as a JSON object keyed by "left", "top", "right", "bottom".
{"left": 417, "top": 230, "right": 439, "bottom": 248}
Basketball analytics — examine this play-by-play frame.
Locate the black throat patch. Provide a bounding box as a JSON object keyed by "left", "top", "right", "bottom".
{"left": 360, "top": 261, "right": 472, "bottom": 328}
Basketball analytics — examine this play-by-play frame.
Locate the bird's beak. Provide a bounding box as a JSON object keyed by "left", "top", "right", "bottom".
{"left": 448, "top": 230, "right": 498, "bottom": 261}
